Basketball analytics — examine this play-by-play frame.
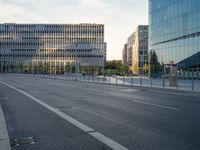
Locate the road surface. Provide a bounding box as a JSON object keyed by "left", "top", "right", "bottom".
{"left": 0, "top": 74, "right": 200, "bottom": 150}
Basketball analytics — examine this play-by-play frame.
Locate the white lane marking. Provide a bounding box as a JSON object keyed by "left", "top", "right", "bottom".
{"left": 87, "top": 91, "right": 106, "bottom": 96}
{"left": 121, "top": 89, "right": 138, "bottom": 92}
{"left": 0, "top": 97, "right": 8, "bottom": 100}
{"left": 0, "top": 81, "right": 93, "bottom": 132}
{"left": 149, "top": 90, "right": 200, "bottom": 98}
{"left": 133, "top": 100, "right": 180, "bottom": 111}
{"left": 78, "top": 107, "right": 116, "bottom": 122}
{"left": 149, "top": 90, "right": 191, "bottom": 96}
{"left": 90, "top": 132, "right": 128, "bottom": 150}
{"left": 0, "top": 80, "right": 129, "bottom": 150}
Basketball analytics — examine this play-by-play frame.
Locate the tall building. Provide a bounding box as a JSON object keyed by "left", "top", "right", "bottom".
{"left": 132, "top": 25, "right": 148, "bottom": 74}
{"left": 122, "top": 43, "right": 127, "bottom": 65}
{"left": 126, "top": 25, "right": 148, "bottom": 75}
{"left": 0, "top": 23, "right": 106, "bottom": 74}
{"left": 149, "top": 0, "right": 200, "bottom": 76}
{"left": 127, "top": 33, "right": 134, "bottom": 67}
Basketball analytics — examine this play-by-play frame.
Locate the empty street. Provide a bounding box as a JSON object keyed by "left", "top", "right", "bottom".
{"left": 0, "top": 74, "right": 200, "bottom": 150}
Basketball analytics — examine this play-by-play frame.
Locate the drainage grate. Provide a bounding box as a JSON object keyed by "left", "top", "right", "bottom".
{"left": 11, "top": 137, "right": 37, "bottom": 147}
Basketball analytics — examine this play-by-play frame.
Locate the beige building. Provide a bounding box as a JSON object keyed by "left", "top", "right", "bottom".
{"left": 122, "top": 43, "right": 127, "bottom": 65}
{"left": 126, "top": 25, "right": 148, "bottom": 75}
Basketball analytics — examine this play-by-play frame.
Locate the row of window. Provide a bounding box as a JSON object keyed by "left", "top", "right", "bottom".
{"left": 0, "top": 54, "right": 104, "bottom": 58}
{"left": 0, "top": 24, "right": 104, "bottom": 30}
{"left": 0, "top": 31, "right": 104, "bottom": 34}
{"left": 11, "top": 49, "right": 35, "bottom": 52}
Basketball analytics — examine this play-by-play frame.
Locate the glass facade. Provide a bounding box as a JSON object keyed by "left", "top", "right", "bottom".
{"left": 149, "top": 0, "right": 200, "bottom": 76}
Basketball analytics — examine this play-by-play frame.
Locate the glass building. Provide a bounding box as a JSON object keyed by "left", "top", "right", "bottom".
{"left": 0, "top": 23, "right": 106, "bottom": 74}
{"left": 149, "top": 0, "right": 200, "bottom": 77}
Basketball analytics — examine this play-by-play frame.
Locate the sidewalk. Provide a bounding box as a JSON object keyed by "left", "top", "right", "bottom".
{"left": 12, "top": 73, "right": 200, "bottom": 92}
{"left": 0, "top": 104, "right": 11, "bottom": 150}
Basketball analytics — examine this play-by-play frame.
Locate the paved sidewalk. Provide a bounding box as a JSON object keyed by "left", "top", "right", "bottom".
{"left": 0, "top": 104, "right": 11, "bottom": 150}
{"left": 13, "top": 73, "right": 200, "bottom": 92}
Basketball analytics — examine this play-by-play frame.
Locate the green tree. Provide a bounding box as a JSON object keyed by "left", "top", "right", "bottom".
{"left": 93, "top": 65, "right": 99, "bottom": 75}
{"left": 105, "top": 60, "right": 122, "bottom": 69}
{"left": 119, "top": 65, "right": 130, "bottom": 75}
{"left": 143, "top": 63, "right": 149, "bottom": 75}
{"left": 132, "top": 63, "right": 139, "bottom": 74}
{"left": 149, "top": 50, "right": 162, "bottom": 76}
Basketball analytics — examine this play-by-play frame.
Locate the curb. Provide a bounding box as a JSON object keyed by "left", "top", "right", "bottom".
{"left": 0, "top": 104, "right": 11, "bottom": 150}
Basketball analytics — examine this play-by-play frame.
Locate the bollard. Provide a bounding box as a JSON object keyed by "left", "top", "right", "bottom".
{"left": 131, "top": 76, "right": 133, "bottom": 85}
{"left": 162, "top": 76, "right": 165, "bottom": 88}
{"left": 151, "top": 78, "right": 153, "bottom": 87}
{"left": 192, "top": 69, "right": 194, "bottom": 91}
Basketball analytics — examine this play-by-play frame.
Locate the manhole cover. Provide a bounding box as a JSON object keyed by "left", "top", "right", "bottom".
{"left": 11, "top": 137, "right": 37, "bottom": 147}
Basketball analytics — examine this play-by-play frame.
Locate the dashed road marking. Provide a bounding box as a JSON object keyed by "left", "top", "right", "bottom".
{"left": 87, "top": 91, "right": 106, "bottom": 96}
{"left": 0, "top": 97, "right": 8, "bottom": 100}
{"left": 133, "top": 100, "right": 180, "bottom": 111}
{"left": 121, "top": 89, "right": 138, "bottom": 92}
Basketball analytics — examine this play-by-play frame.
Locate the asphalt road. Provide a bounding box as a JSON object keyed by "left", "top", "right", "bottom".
{"left": 0, "top": 74, "right": 200, "bottom": 150}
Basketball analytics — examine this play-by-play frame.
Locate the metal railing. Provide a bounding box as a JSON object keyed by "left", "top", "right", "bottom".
{"left": 20, "top": 73, "right": 200, "bottom": 92}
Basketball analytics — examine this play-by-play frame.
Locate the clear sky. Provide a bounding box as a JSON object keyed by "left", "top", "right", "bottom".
{"left": 0, "top": 0, "right": 148, "bottom": 60}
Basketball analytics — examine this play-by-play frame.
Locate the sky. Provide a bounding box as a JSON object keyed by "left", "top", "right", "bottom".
{"left": 0, "top": 0, "right": 148, "bottom": 60}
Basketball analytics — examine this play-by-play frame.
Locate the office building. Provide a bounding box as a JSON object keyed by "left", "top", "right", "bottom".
{"left": 122, "top": 43, "right": 127, "bottom": 65}
{"left": 126, "top": 25, "right": 148, "bottom": 74}
{"left": 127, "top": 33, "right": 134, "bottom": 67}
{"left": 149, "top": 0, "right": 200, "bottom": 76}
{"left": 0, "top": 23, "right": 106, "bottom": 74}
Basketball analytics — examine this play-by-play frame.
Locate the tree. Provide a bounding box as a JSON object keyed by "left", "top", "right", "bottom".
{"left": 143, "top": 63, "right": 149, "bottom": 75}
{"left": 43, "top": 62, "right": 49, "bottom": 74}
{"left": 93, "top": 65, "right": 99, "bottom": 75}
{"left": 105, "top": 60, "right": 122, "bottom": 69}
{"left": 149, "top": 50, "right": 162, "bottom": 76}
{"left": 132, "top": 64, "right": 139, "bottom": 74}
{"left": 119, "top": 65, "right": 130, "bottom": 75}
{"left": 81, "top": 66, "right": 89, "bottom": 75}
{"left": 38, "top": 62, "right": 43, "bottom": 73}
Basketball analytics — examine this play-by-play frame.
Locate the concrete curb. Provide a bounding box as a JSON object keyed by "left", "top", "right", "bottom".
{"left": 0, "top": 104, "right": 11, "bottom": 150}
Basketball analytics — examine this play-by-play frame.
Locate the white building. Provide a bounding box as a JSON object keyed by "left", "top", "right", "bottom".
{"left": 0, "top": 23, "right": 106, "bottom": 74}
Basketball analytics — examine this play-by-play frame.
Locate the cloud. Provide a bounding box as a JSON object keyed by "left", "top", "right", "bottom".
{"left": 0, "top": 0, "right": 148, "bottom": 60}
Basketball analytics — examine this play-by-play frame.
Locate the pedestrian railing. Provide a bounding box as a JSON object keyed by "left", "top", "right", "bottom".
{"left": 14, "top": 73, "right": 200, "bottom": 92}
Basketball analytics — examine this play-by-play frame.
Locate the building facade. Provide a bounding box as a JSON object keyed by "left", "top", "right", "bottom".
{"left": 149, "top": 0, "right": 200, "bottom": 76}
{"left": 0, "top": 23, "right": 106, "bottom": 74}
{"left": 122, "top": 43, "right": 127, "bottom": 65}
{"left": 127, "top": 33, "right": 134, "bottom": 67}
{"left": 132, "top": 25, "right": 148, "bottom": 74}
{"left": 126, "top": 25, "right": 148, "bottom": 75}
